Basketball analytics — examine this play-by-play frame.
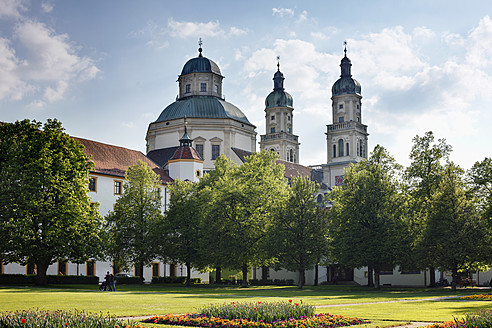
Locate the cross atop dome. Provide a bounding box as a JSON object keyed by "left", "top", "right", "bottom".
{"left": 198, "top": 38, "right": 203, "bottom": 57}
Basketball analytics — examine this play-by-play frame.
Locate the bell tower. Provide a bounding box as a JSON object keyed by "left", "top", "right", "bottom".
{"left": 259, "top": 58, "right": 300, "bottom": 163}
{"left": 324, "top": 44, "right": 369, "bottom": 188}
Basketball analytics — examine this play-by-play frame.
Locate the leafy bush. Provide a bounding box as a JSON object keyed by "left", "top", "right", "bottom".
{"left": 199, "top": 300, "right": 314, "bottom": 322}
{"left": 249, "top": 279, "right": 295, "bottom": 286}
{"left": 151, "top": 276, "right": 201, "bottom": 284}
{"left": 0, "top": 274, "right": 98, "bottom": 285}
{"left": 0, "top": 309, "right": 145, "bottom": 328}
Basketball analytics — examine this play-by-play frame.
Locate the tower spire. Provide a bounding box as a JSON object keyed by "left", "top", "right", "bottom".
{"left": 343, "top": 40, "right": 347, "bottom": 57}
{"left": 179, "top": 116, "right": 193, "bottom": 147}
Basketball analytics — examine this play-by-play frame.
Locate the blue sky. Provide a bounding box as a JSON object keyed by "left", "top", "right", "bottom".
{"left": 1, "top": 0, "right": 492, "bottom": 169}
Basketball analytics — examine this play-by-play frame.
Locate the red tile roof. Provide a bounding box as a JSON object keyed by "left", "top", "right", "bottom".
{"left": 73, "top": 137, "right": 173, "bottom": 184}
{"left": 170, "top": 146, "right": 202, "bottom": 161}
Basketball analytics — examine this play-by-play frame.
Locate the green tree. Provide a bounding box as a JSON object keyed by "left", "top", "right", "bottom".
{"left": 404, "top": 131, "right": 452, "bottom": 287}
{"left": 426, "top": 163, "right": 492, "bottom": 290}
{"left": 204, "top": 151, "right": 288, "bottom": 287}
{"left": 270, "top": 176, "right": 329, "bottom": 289}
{"left": 328, "top": 145, "right": 408, "bottom": 289}
{"left": 105, "top": 160, "right": 163, "bottom": 280}
{"left": 196, "top": 155, "right": 238, "bottom": 283}
{"left": 0, "top": 119, "right": 103, "bottom": 285}
{"left": 468, "top": 157, "right": 492, "bottom": 220}
{"left": 164, "top": 179, "right": 203, "bottom": 286}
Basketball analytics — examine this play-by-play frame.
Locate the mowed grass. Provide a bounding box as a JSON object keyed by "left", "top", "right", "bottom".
{"left": 0, "top": 284, "right": 490, "bottom": 327}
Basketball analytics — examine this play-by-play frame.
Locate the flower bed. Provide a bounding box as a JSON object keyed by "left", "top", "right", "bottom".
{"left": 0, "top": 309, "right": 145, "bottom": 328}
{"left": 143, "top": 301, "right": 369, "bottom": 328}
{"left": 458, "top": 293, "right": 492, "bottom": 300}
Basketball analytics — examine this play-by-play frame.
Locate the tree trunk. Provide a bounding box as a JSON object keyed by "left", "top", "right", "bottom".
{"left": 261, "top": 266, "right": 269, "bottom": 284}
{"left": 241, "top": 264, "right": 248, "bottom": 288}
{"left": 314, "top": 263, "right": 319, "bottom": 286}
{"left": 429, "top": 266, "right": 436, "bottom": 287}
{"left": 215, "top": 266, "right": 222, "bottom": 284}
{"left": 367, "top": 265, "right": 374, "bottom": 287}
{"left": 185, "top": 261, "right": 191, "bottom": 287}
{"left": 374, "top": 267, "right": 380, "bottom": 289}
{"left": 138, "top": 261, "right": 144, "bottom": 284}
{"left": 298, "top": 268, "right": 305, "bottom": 289}
{"left": 451, "top": 268, "right": 459, "bottom": 292}
{"left": 35, "top": 259, "right": 50, "bottom": 286}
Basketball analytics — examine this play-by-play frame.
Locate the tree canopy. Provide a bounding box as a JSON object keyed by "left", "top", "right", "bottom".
{"left": 269, "top": 176, "right": 329, "bottom": 289}
{"left": 328, "top": 145, "right": 408, "bottom": 288}
{"left": 0, "top": 119, "right": 103, "bottom": 285}
{"left": 105, "top": 160, "right": 163, "bottom": 278}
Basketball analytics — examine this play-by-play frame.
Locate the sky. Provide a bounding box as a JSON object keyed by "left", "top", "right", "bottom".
{"left": 1, "top": 0, "right": 492, "bottom": 170}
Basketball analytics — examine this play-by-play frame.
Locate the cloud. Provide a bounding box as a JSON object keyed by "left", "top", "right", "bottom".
{"left": 0, "top": 19, "right": 100, "bottom": 104}
{"left": 166, "top": 18, "right": 246, "bottom": 39}
{"left": 0, "top": 37, "right": 29, "bottom": 100}
{"left": 41, "top": 1, "right": 54, "bottom": 13}
{"left": 0, "top": 0, "right": 26, "bottom": 19}
{"left": 311, "top": 32, "right": 327, "bottom": 40}
{"left": 297, "top": 10, "right": 308, "bottom": 23}
{"left": 272, "top": 8, "right": 294, "bottom": 17}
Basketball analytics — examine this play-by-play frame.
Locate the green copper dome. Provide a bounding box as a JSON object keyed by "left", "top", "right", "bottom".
{"left": 155, "top": 96, "right": 254, "bottom": 126}
{"left": 180, "top": 48, "right": 222, "bottom": 76}
{"left": 265, "top": 90, "right": 293, "bottom": 108}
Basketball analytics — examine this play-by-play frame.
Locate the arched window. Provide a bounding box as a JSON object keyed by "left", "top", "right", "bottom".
{"left": 338, "top": 139, "right": 344, "bottom": 157}
{"left": 357, "top": 141, "right": 360, "bottom": 156}
{"left": 346, "top": 143, "right": 349, "bottom": 157}
{"left": 333, "top": 144, "right": 337, "bottom": 158}
{"left": 289, "top": 149, "right": 294, "bottom": 162}
{"left": 360, "top": 142, "right": 363, "bottom": 158}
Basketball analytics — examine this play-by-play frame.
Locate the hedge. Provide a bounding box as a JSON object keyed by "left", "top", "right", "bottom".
{"left": 151, "top": 276, "right": 201, "bottom": 284}
{"left": 0, "top": 274, "right": 99, "bottom": 285}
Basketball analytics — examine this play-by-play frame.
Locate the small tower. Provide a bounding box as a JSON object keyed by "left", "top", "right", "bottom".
{"left": 324, "top": 43, "right": 369, "bottom": 188}
{"left": 259, "top": 58, "right": 300, "bottom": 163}
{"left": 168, "top": 118, "right": 204, "bottom": 182}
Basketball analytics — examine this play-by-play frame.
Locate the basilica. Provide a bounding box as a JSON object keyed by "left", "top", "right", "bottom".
{"left": 144, "top": 43, "right": 368, "bottom": 192}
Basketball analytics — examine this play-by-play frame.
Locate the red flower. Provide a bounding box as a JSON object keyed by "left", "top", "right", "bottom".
{"left": 300, "top": 300, "right": 303, "bottom": 304}
{"left": 232, "top": 302, "right": 235, "bottom": 304}
{"left": 254, "top": 307, "right": 257, "bottom": 310}
{"left": 258, "top": 301, "right": 261, "bottom": 304}
{"left": 288, "top": 299, "right": 292, "bottom": 303}
{"left": 295, "top": 303, "right": 299, "bottom": 306}
{"left": 21, "top": 319, "right": 26, "bottom": 323}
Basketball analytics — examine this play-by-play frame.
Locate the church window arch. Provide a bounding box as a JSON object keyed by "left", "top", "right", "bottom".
{"left": 346, "top": 143, "right": 349, "bottom": 157}
{"left": 338, "top": 139, "right": 344, "bottom": 157}
{"left": 289, "top": 149, "right": 294, "bottom": 162}
{"left": 333, "top": 144, "right": 337, "bottom": 158}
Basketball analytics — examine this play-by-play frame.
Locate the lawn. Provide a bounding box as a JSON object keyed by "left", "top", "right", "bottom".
{"left": 0, "top": 284, "right": 490, "bottom": 327}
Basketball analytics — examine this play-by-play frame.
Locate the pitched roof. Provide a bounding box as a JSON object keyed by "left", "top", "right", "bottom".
{"left": 73, "top": 137, "right": 173, "bottom": 184}
{"left": 231, "top": 147, "right": 253, "bottom": 163}
{"left": 147, "top": 146, "right": 180, "bottom": 168}
{"left": 277, "top": 160, "right": 329, "bottom": 190}
{"left": 170, "top": 146, "right": 203, "bottom": 161}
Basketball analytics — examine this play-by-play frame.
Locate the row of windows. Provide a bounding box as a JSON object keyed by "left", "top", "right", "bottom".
{"left": 194, "top": 144, "right": 220, "bottom": 160}
{"left": 333, "top": 139, "right": 350, "bottom": 158}
{"left": 88, "top": 177, "right": 122, "bottom": 195}
{"left": 185, "top": 83, "right": 220, "bottom": 94}
{"left": 19, "top": 261, "right": 179, "bottom": 277}
{"left": 333, "top": 140, "right": 366, "bottom": 158}
{"left": 338, "top": 103, "right": 361, "bottom": 110}
{"left": 270, "top": 114, "right": 291, "bottom": 121}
